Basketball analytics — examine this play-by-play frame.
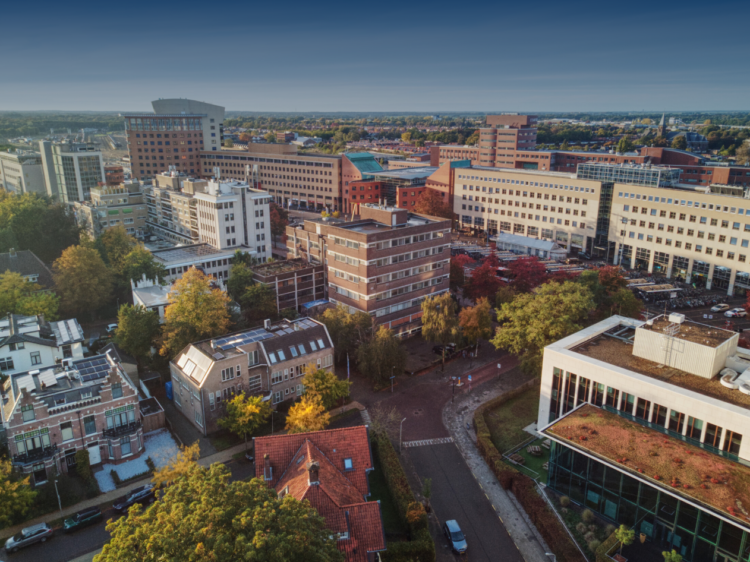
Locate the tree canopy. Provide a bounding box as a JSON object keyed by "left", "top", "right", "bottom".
{"left": 464, "top": 254, "right": 502, "bottom": 302}
{"left": 285, "top": 395, "right": 331, "bottom": 434}
{"left": 241, "top": 283, "right": 277, "bottom": 324}
{"left": 356, "top": 325, "right": 407, "bottom": 384}
{"left": 53, "top": 244, "right": 113, "bottom": 318}
{"left": 301, "top": 366, "right": 351, "bottom": 410}
{"left": 507, "top": 256, "right": 547, "bottom": 293}
{"left": 115, "top": 304, "right": 161, "bottom": 370}
{"left": 319, "top": 305, "right": 372, "bottom": 363}
{"left": 218, "top": 392, "right": 272, "bottom": 450}
{"left": 0, "top": 460, "right": 36, "bottom": 528}
{"left": 120, "top": 245, "right": 168, "bottom": 284}
{"left": 421, "top": 292, "right": 459, "bottom": 370}
{"left": 458, "top": 297, "right": 493, "bottom": 350}
{"left": 0, "top": 271, "right": 59, "bottom": 319}
{"left": 414, "top": 190, "right": 453, "bottom": 220}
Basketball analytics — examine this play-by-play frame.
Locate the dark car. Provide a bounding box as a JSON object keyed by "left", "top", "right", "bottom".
{"left": 113, "top": 484, "right": 156, "bottom": 513}
{"left": 577, "top": 252, "right": 591, "bottom": 260}
{"left": 4, "top": 523, "right": 53, "bottom": 553}
{"left": 63, "top": 507, "right": 103, "bottom": 533}
{"left": 432, "top": 343, "right": 457, "bottom": 356}
{"left": 443, "top": 519, "right": 467, "bottom": 554}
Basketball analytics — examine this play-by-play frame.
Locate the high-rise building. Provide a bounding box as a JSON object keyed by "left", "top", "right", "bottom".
{"left": 0, "top": 149, "right": 46, "bottom": 195}
{"left": 124, "top": 99, "right": 225, "bottom": 180}
{"left": 72, "top": 180, "right": 148, "bottom": 238}
{"left": 39, "top": 141, "right": 105, "bottom": 203}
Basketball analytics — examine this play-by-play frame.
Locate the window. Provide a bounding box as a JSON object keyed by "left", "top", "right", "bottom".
{"left": 9, "top": 342, "right": 24, "bottom": 351}
{"left": 194, "top": 410, "right": 203, "bottom": 427}
{"left": 121, "top": 437, "right": 132, "bottom": 456}
{"left": 83, "top": 415, "right": 96, "bottom": 435}
{"left": 111, "top": 382, "right": 123, "bottom": 399}
{"left": 209, "top": 393, "right": 215, "bottom": 410}
{"left": 61, "top": 421, "right": 74, "bottom": 441}
{"left": 0, "top": 357, "right": 14, "bottom": 371}
{"left": 21, "top": 404, "right": 34, "bottom": 422}
{"left": 30, "top": 351, "right": 41, "bottom": 365}
{"left": 309, "top": 340, "right": 318, "bottom": 351}
{"left": 297, "top": 344, "right": 307, "bottom": 355}
{"left": 723, "top": 431, "right": 742, "bottom": 456}
{"left": 62, "top": 344, "right": 72, "bottom": 359}
{"left": 344, "top": 458, "right": 353, "bottom": 470}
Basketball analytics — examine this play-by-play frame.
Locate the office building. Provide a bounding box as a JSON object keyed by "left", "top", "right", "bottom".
{"left": 145, "top": 171, "right": 205, "bottom": 245}
{"left": 539, "top": 314, "right": 750, "bottom": 561}
{"left": 104, "top": 166, "right": 125, "bottom": 185}
{"left": 169, "top": 317, "right": 334, "bottom": 434}
{"left": 250, "top": 259, "right": 327, "bottom": 314}
{"left": 344, "top": 166, "right": 436, "bottom": 214}
{"left": 0, "top": 149, "right": 46, "bottom": 195}
{"left": 200, "top": 143, "right": 343, "bottom": 212}
{"left": 39, "top": 141, "right": 105, "bottom": 203}
{"left": 73, "top": 180, "right": 148, "bottom": 237}
{"left": 150, "top": 245, "right": 241, "bottom": 282}
{"left": 286, "top": 205, "right": 451, "bottom": 336}
{"left": 124, "top": 98, "right": 225, "bottom": 180}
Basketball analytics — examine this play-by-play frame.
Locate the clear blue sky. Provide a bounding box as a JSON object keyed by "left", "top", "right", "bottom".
{"left": 1, "top": 0, "right": 748, "bottom": 112}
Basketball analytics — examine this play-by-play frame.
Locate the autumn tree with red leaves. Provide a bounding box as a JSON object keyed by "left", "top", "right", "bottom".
{"left": 507, "top": 256, "right": 547, "bottom": 293}
{"left": 598, "top": 266, "right": 628, "bottom": 294}
{"left": 464, "top": 253, "right": 502, "bottom": 302}
{"left": 414, "top": 189, "right": 454, "bottom": 220}
{"left": 450, "top": 254, "right": 475, "bottom": 290}
{"left": 269, "top": 202, "right": 289, "bottom": 239}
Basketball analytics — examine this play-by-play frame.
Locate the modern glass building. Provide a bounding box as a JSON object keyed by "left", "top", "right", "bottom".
{"left": 577, "top": 162, "right": 682, "bottom": 188}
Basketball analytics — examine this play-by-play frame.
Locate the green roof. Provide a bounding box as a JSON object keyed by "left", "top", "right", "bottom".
{"left": 346, "top": 152, "right": 383, "bottom": 174}
{"left": 450, "top": 160, "right": 472, "bottom": 168}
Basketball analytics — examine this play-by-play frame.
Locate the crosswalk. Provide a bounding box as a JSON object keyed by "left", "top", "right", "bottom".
{"left": 401, "top": 437, "right": 454, "bottom": 448}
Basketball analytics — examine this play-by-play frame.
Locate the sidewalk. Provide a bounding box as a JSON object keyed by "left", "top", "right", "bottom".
{"left": 0, "top": 441, "right": 250, "bottom": 541}
{"left": 442, "top": 367, "right": 552, "bottom": 562}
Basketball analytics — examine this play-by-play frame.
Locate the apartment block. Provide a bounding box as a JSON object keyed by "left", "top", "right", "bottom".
{"left": 150, "top": 245, "right": 240, "bottom": 282}
{"left": 201, "top": 143, "right": 342, "bottom": 212}
{"left": 145, "top": 171, "right": 205, "bottom": 245}
{"left": 286, "top": 205, "right": 451, "bottom": 336}
{"left": 39, "top": 141, "right": 105, "bottom": 203}
{"left": 538, "top": 314, "right": 750, "bottom": 561}
{"left": 124, "top": 98, "right": 225, "bottom": 180}
{"left": 5, "top": 351, "right": 144, "bottom": 485}
{"left": 0, "top": 149, "right": 46, "bottom": 195}
{"left": 169, "top": 318, "right": 334, "bottom": 435}
{"left": 73, "top": 180, "right": 148, "bottom": 237}
{"left": 250, "top": 259, "right": 327, "bottom": 314}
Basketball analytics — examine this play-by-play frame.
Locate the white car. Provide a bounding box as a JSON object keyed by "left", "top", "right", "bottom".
{"left": 724, "top": 308, "right": 747, "bottom": 318}
{"left": 711, "top": 303, "right": 731, "bottom": 312}
{"left": 106, "top": 323, "right": 118, "bottom": 334}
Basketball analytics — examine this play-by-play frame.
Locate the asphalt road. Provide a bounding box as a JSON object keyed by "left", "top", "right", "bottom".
{"left": 8, "top": 459, "right": 256, "bottom": 562}
{"left": 408, "top": 443, "right": 524, "bottom": 562}
{"left": 642, "top": 299, "right": 750, "bottom": 331}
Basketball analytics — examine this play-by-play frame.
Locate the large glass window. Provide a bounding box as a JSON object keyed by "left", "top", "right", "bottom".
{"left": 723, "top": 431, "right": 742, "bottom": 456}
{"left": 620, "top": 392, "right": 635, "bottom": 414}
{"left": 61, "top": 421, "right": 74, "bottom": 441}
{"left": 111, "top": 383, "right": 123, "bottom": 399}
{"left": 677, "top": 503, "right": 698, "bottom": 533}
{"left": 606, "top": 387, "right": 619, "bottom": 408}
{"left": 653, "top": 404, "right": 668, "bottom": 426}
{"left": 705, "top": 423, "right": 722, "bottom": 448}
{"left": 718, "top": 521, "right": 743, "bottom": 557}
{"left": 577, "top": 376, "right": 590, "bottom": 405}
{"left": 698, "top": 512, "right": 720, "bottom": 542}
{"left": 21, "top": 404, "right": 35, "bottom": 422}
{"left": 591, "top": 383, "right": 605, "bottom": 407}
{"left": 686, "top": 417, "right": 703, "bottom": 440}
{"left": 668, "top": 409, "right": 686, "bottom": 434}
{"left": 83, "top": 416, "right": 96, "bottom": 435}
{"left": 563, "top": 373, "right": 577, "bottom": 414}
{"left": 121, "top": 437, "right": 132, "bottom": 456}
{"left": 635, "top": 398, "right": 650, "bottom": 420}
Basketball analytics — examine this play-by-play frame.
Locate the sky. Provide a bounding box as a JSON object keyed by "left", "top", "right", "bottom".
{"left": 1, "top": 0, "right": 748, "bottom": 112}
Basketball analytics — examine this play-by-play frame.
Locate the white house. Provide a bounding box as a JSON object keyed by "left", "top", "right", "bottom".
{"left": 0, "top": 314, "right": 85, "bottom": 375}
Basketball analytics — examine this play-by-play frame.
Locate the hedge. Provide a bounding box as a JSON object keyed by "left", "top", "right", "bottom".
{"left": 472, "top": 382, "right": 586, "bottom": 562}
{"left": 595, "top": 529, "right": 619, "bottom": 562}
{"left": 372, "top": 435, "right": 435, "bottom": 562}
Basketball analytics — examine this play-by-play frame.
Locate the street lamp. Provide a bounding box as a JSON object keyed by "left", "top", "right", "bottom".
{"left": 399, "top": 417, "right": 407, "bottom": 453}
{"left": 54, "top": 479, "right": 63, "bottom": 517}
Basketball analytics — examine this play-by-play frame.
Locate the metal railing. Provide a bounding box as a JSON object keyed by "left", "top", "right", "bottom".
{"left": 102, "top": 420, "right": 141, "bottom": 438}
{"left": 12, "top": 444, "right": 58, "bottom": 465}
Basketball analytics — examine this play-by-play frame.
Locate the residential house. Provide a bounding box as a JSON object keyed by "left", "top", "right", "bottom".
{"left": 0, "top": 249, "right": 54, "bottom": 289}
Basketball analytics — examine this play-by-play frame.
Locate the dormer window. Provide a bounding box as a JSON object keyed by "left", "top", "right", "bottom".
{"left": 81, "top": 391, "right": 93, "bottom": 399}
{"left": 21, "top": 404, "right": 35, "bottom": 422}
{"left": 111, "top": 382, "right": 123, "bottom": 399}
{"left": 344, "top": 458, "right": 353, "bottom": 471}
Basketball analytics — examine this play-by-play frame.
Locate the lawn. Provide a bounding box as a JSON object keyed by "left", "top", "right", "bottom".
{"left": 368, "top": 453, "right": 408, "bottom": 536}
{"left": 484, "top": 382, "right": 541, "bottom": 453}
{"left": 513, "top": 438, "right": 550, "bottom": 477}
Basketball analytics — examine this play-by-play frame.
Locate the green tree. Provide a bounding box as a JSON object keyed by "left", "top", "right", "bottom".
{"left": 319, "top": 304, "right": 372, "bottom": 363}
{"left": 264, "top": 132, "right": 276, "bottom": 143}
{"left": 95, "top": 226, "right": 136, "bottom": 273}
{"left": 0, "top": 271, "right": 59, "bottom": 319}
{"left": 401, "top": 132, "right": 412, "bottom": 143}
{"left": 302, "top": 366, "right": 351, "bottom": 410}
{"left": 421, "top": 293, "right": 459, "bottom": 371}
{"left": 96, "top": 462, "right": 343, "bottom": 562}
{"left": 241, "top": 282, "right": 277, "bottom": 324}
{"left": 285, "top": 394, "right": 330, "bottom": 434}
{"left": 115, "top": 304, "right": 161, "bottom": 371}
{"left": 160, "top": 268, "right": 231, "bottom": 358}
{"left": 223, "top": 138, "right": 234, "bottom": 148}
{"left": 53, "top": 244, "right": 113, "bottom": 319}
{"left": 560, "top": 140, "right": 570, "bottom": 150}
{"left": 0, "top": 227, "right": 18, "bottom": 254}
{"left": 671, "top": 135, "right": 688, "bottom": 150}
{"left": 736, "top": 141, "right": 750, "bottom": 166}
{"left": 356, "top": 325, "right": 407, "bottom": 385}
{"left": 492, "top": 281, "right": 595, "bottom": 375}
{"left": 662, "top": 549, "right": 682, "bottom": 562}
{"left": 227, "top": 262, "right": 255, "bottom": 302}
{"left": 0, "top": 460, "right": 36, "bottom": 527}
{"left": 615, "top": 524, "right": 635, "bottom": 556}
{"left": 617, "top": 137, "right": 635, "bottom": 153}
{"left": 120, "top": 245, "right": 168, "bottom": 284}
{"left": 218, "top": 392, "right": 272, "bottom": 451}
{"left": 458, "top": 297, "right": 493, "bottom": 364}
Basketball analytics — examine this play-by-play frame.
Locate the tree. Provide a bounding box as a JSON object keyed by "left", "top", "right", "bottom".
{"left": 97, "top": 462, "right": 343, "bottom": 562}
{"left": 615, "top": 524, "right": 635, "bottom": 556}
{"left": 160, "top": 268, "right": 231, "bottom": 358}
{"left": 264, "top": 132, "right": 276, "bottom": 143}
{"left": 608, "top": 288, "right": 643, "bottom": 319}
{"left": 671, "top": 135, "right": 688, "bottom": 150}
{"left": 0, "top": 460, "right": 36, "bottom": 527}
{"left": 151, "top": 443, "right": 200, "bottom": 488}
{"left": 450, "top": 254, "right": 474, "bottom": 290}
{"left": 464, "top": 254, "right": 502, "bottom": 302}
{"left": 492, "top": 281, "right": 595, "bottom": 375}
{"left": 465, "top": 131, "right": 480, "bottom": 145}
{"left": 662, "top": 549, "right": 682, "bottom": 562}
{"left": 227, "top": 262, "right": 255, "bottom": 302}
{"left": 507, "top": 256, "right": 547, "bottom": 293}
{"left": 736, "top": 141, "right": 750, "bottom": 166}
{"left": 0, "top": 271, "right": 60, "bottom": 319}
{"left": 367, "top": 404, "right": 403, "bottom": 439}
{"left": 401, "top": 132, "right": 412, "bottom": 143}
{"left": 120, "top": 245, "right": 168, "bottom": 284}
{"left": 219, "top": 392, "right": 272, "bottom": 451}
{"left": 356, "top": 325, "right": 407, "bottom": 385}
{"left": 495, "top": 285, "right": 516, "bottom": 308}
{"left": 414, "top": 189, "right": 453, "bottom": 220}
{"left": 285, "top": 395, "right": 330, "bottom": 434}
{"left": 617, "top": 137, "right": 635, "bottom": 153}
{"left": 96, "top": 226, "right": 136, "bottom": 274}
{"left": 53, "top": 244, "right": 113, "bottom": 318}
{"left": 115, "top": 304, "right": 161, "bottom": 371}
{"left": 319, "top": 304, "right": 372, "bottom": 363}
{"left": 421, "top": 293, "right": 459, "bottom": 371}
{"left": 598, "top": 266, "right": 627, "bottom": 294}
{"left": 560, "top": 140, "right": 570, "bottom": 150}
{"left": 241, "top": 282, "right": 277, "bottom": 324}
{"left": 302, "top": 366, "right": 351, "bottom": 410}
{"left": 269, "top": 202, "right": 289, "bottom": 238}
{"left": 224, "top": 138, "right": 234, "bottom": 148}
{"left": 458, "top": 298, "right": 493, "bottom": 365}
{"left": 231, "top": 249, "right": 260, "bottom": 268}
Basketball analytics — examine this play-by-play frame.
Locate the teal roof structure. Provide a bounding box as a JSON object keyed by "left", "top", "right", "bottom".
{"left": 346, "top": 152, "right": 383, "bottom": 174}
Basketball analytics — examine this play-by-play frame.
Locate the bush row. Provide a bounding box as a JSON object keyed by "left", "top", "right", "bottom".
{"left": 595, "top": 529, "right": 619, "bottom": 562}
{"left": 372, "top": 435, "right": 435, "bottom": 562}
{"left": 472, "top": 382, "right": 585, "bottom": 562}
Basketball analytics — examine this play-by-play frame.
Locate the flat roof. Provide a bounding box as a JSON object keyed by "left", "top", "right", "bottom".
{"left": 151, "top": 243, "right": 239, "bottom": 264}
{"left": 542, "top": 404, "right": 750, "bottom": 532}
{"left": 469, "top": 166, "right": 578, "bottom": 179}
{"left": 339, "top": 213, "right": 442, "bottom": 233}
{"left": 251, "top": 259, "right": 317, "bottom": 277}
{"left": 367, "top": 167, "right": 437, "bottom": 180}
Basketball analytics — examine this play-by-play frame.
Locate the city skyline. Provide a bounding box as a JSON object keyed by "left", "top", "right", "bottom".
{"left": 1, "top": 0, "right": 748, "bottom": 112}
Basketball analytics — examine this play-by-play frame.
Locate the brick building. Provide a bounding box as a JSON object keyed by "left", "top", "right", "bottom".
{"left": 73, "top": 180, "right": 148, "bottom": 238}
{"left": 286, "top": 205, "right": 451, "bottom": 336}
{"left": 250, "top": 259, "right": 327, "bottom": 314}
{"left": 104, "top": 166, "right": 125, "bottom": 186}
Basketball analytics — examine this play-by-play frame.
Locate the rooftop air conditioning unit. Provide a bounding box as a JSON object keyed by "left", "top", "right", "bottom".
{"left": 668, "top": 313, "right": 685, "bottom": 324}
{"left": 264, "top": 319, "right": 271, "bottom": 330}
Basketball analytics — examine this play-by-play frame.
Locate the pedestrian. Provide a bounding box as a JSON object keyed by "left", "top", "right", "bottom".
{"left": 463, "top": 350, "right": 466, "bottom": 359}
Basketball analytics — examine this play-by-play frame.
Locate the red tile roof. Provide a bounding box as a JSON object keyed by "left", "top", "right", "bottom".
{"left": 254, "top": 426, "right": 385, "bottom": 561}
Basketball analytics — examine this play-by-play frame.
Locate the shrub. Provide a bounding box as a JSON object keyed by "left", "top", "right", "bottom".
{"left": 146, "top": 457, "right": 156, "bottom": 472}
{"left": 588, "top": 539, "right": 601, "bottom": 552}
{"left": 576, "top": 522, "right": 587, "bottom": 533}
{"left": 110, "top": 469, "right": 121, "bottom": 486}
{"left": 604, "top": 524, "right": 617, "bottom": 536}
{"left": 560, "top": 496, "right": 571, "bottom": 507}
{"left": 582, "top": 509, "right": 594, "bottom": 523}
{"left": 584, "top": 531, "right": 596, "bottom": 542}
{"left": 588, "top": 524, "right": 598, "bottom": 532}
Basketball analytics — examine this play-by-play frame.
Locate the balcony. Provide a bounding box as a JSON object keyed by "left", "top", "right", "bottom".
{"left": 13, "top": 444, "right": 58, "bottom": 465}
{"left": 102, "top": 420, "right": 141, "bottom": 438}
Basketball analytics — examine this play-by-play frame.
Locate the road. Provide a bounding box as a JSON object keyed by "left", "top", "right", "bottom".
{"left": 10, "top": 459, "right": 255, "bottom": 562}
{"left": 408, "top": 443, "right": 524, "bottom": 562}
{"left": 642, "top": 298, "right": 750, "bottom": 332}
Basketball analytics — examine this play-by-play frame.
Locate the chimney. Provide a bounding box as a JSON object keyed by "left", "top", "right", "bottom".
{"left": 307, "top": 461, "right": 320, "bottom": 485}
{"left": 263, "top": 454, "right": 273, "bottom": 480}
{"left": 9, "top": 248, "right": 16, "bottom": 258}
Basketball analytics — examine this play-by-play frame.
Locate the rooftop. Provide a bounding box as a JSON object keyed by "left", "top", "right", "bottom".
{"left": 150, "top": 243, "right": 241, "bottom": 265}
{"left": 251, "top": 258, "right": 318, "bottom": 278}
{"left": 0, "top": 250, "right": 54, "bottom": 289}
{"left": 470, "top": 166, "right": 578, "bottom": 179}
{"left": 542, "top": 404, "right": 750, "bottom": 532}
{"left": 0, "top": 314, "right": 83, "bottom": 348}
{"left": 364, "top": 167, "right": 437, "bottom": 180}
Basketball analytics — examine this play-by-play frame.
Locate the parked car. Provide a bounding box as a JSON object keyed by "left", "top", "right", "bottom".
{"left": 432, "top": 343, "right": 457, "bottom": 356}
{"left": 725, "top": 308, "right": 748, "bottom": 318}
{"left": 443, "top": 520, "right": 467, "bottom": 554}
{"left": 113, "top": 484, "right": 156, "bottom": 513}
{"left": 711, "top": 303, "right": 731, "bottom": 312}
{"left": 577, "top": 252, "right": 591, "bottom": 260}
{"left": 63, "top": 507, "right": 103, "bottom": 533}
{"left": 4, "top": 523, "right": 53, "bottom": 553}
{"left": 106, "top": 323, "right": 118, "bottom": 334}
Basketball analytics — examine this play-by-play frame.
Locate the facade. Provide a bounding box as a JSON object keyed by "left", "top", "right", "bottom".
{"left": 0, "top": 149, "right": 46, "bottom": 195}
{"left": 0, "top": 314, "right": 85, "bottom": 375}
{"left": 250, "top": 259, "right": 327, "bottom": 314}
{"left": 150, "top": 245, "right": 240, "bottom": 282}
{"left": 131, "top": 275, "right": 171, "bottom": 321}
{"left": 169, "top": 317, "right": 334, "bottom": 435}
{"left": 254, "top": 426, "right": 386, "bottom": 562}
{"left": 104, "top": 166, "right": 125, "bottom": 186}
{"left": 39, "top": 141, "right": 105, "bottom": 203}
{"left": 145, "top": 171, "right": 205, "bottom": 245}
{"left": 539, "top": 314, "right": 750, "bottom": 561}
{"left": 0, "top": 250, "right": 54, "bottom": 288}
{"left": 286, "top": 205, "right": 451, "bottom": 336}
{"left": 492, "top": 232, "right": 567, "bottom": 260}
{"left": 5, "top": 351, "right": 144, "bottom": 485}
{"left": 124, "top": 98, "right": 225, "bottom": 180}
{"left": 73, "top": 180, "right": 148, "bottom": 237}
{"left": 201, "top": 143, "right": 343, "bottom": 212}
